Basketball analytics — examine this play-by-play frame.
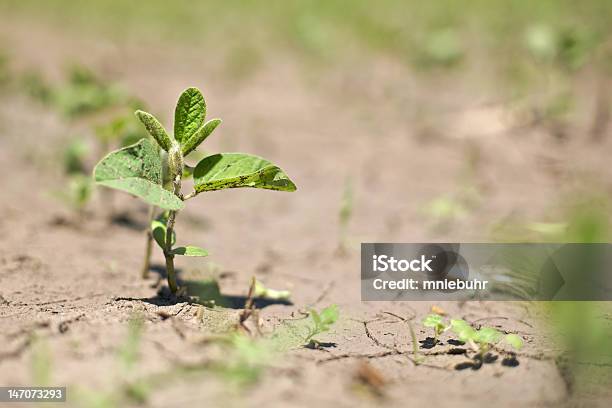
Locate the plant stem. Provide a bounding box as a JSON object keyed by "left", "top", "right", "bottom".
{"left": 141, "top": 205, "right": 156, "bottom": 279}
{"left": 164, "top": 175, "right": 182, "bottom": 294}
{"left": 407, "top": 320, "right": 423, "bottom": 365}
{"left": 164, "top": 232, "right": 177, "bottom": 294}
{"left": 183, "top": 191, "right": 197, "bottom": 201}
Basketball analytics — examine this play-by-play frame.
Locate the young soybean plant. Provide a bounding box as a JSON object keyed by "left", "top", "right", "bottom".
{"left": 93, "top": 87, "right": 296, "bottom": 294}
{"left": 422, "top": 313, "right": 448, "bottom": 344}
{"left": 305, "top": 304, "right": 339, "bottom": 347}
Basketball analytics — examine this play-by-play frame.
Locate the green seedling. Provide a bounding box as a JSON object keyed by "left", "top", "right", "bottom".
{"left": 53, "top": 64, "right": 125, "bottom": 117}
{"left": 219, "top": 333, "right": 273, "bottom": 385}
{"left": 53, "top": 140, "right": 94, "bottom": 215}
{"left": 30, "top": 335, "right": 52, "bottom": 386}
{"left": 338, "top": 177, "right": 353, "bottom": 252}
{"left": 305, "top": 304, "right": 339, "bottom": 346}
{"left": 422, "top": 313, "right": 448, "bottom": 344}
{"left": 73, "top": 315, "right": 147, "bottom": 408}
{"left": 55, "top": 174, "right": 94, "bottom": 214}
{"left": 450, "top": 319, "right": 523, "bottom": 360}
{"left": 22, "top": 64, "right": 127, "bottom": 117}
{"left": 63, "top": 139, "right": 90, "bottom": 175}
{"left": 407, "top": 320, "right": 424, "bottom": 365}
{"left": 415, "top": 27, "right": 464, "bottom": 68}
{"left": 118, "top": 314, "right": 144, "bottom": 372}
{"left": 423, "top": 195, "right": 468, "bottom": 229}
{"left": 21, "top": 70, "right": 53, "bottom": 104}
{"left": 95, "top": 110, "right": 149, "bottom": 152}
{"left": 93, "top": 87, "right": 297, "bottom": 294}
{"left": 525, "top": 24, "right": 596, "bottom": 71}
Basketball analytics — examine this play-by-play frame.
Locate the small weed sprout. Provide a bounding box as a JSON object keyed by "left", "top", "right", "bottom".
{"left": 422, "top": 313, "right": 448, "bottom": 344}
{"left": 118, "top": 314, "right": 144, "bottom": 372}
{"left": 30, "top": 335, "right": 52, "bottom": 386}
{"left": 338, "top": 177, "right": 353, "bottom": 253}
{"left": 450, "top": 319, "right": 523, "bottom": 361}
{"left": 220, "top": 333, "right": 273, "bottom": 385}
{"left": 93, "top": 87, "right": 297, "bottom": 294}
{"left": 94, "top": 109, "right": 148, "bottom": 154}
{"left": 407, "top": 320, "right": 425, "bottom": 365}
{"left": 419, "top": 314, "right": 524, "bottom": 367}
{"left": 53, "top": 64, "right": 126, "bottom": 118}
{"left": 305, "top": 304, "right": 339, "bottom": 347}
{"left": 54, "top": 139, "right": 94, "bottom": 215}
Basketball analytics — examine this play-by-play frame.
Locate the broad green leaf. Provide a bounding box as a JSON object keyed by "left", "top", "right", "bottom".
{"left": 422, "top": 314, "right": 444, "bottom": 328}
{"left": 193, "top": 153, "right": 297, "bottom": 193}
{"left": 135, "top": 110, "right": 172, "bottom": 152}
{"left": 473, "top": 327, "right": 503, "bottom": 345}
{"left": 174, "top": 87, "right": 206, "bottom": 144}
{"left": 97, "top": 178, "right": 183, "bottom": 210}
{"left": 504, "top": 334, "right": 524, "bottom": 350}
{"left": 94, "top": 139, "right": 183, "bottom": 210}
{"left": 181, "top": 119, "right": 222, "bottom": 156}
{"left": 171, "top": 246, "right": 209, "bottom": 257}
{"left": 151, "top": 218, "right": 176, "bottom": 249}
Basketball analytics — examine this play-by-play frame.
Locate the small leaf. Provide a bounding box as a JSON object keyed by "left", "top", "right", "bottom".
{"left": 181, "top": 119, "right": 222, "bottom": 156}
{"left": 171, "top": 246, "right": 209, "bottom": 257}
{"left": 152, "top": 221, "right": 166, "bottom": 249}
{"left": 93, "top": 139, "right": 183, "bottom": 210}
{"left": 193, "top": 153, "right": 297, "bottom": 193}
{"left": 422, "top": 313, "right": 445, "bottom": 328}
{"left": 174, "top": 87, "right": 206, "bottom": 144}
{"left": 504, "top": 334, "right": 524, "bottom": 350}
{"left": 319, "top": 304, "right": 339, "bottom": 326}
{"left": 473, "top": 327, "right": 503, "bottom": 345}
{"left": 151, "top": 216, "right": 175, "bottom": 249}
{"left": 135, "top": 110, "right": 172, "bottom": 152}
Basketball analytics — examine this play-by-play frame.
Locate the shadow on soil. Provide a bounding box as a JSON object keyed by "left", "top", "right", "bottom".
{"left": 128, "top": 263, "right": 293, "bottom": 310}
{"left": 454, "top": 353, "right": 520, "bottom": 370}
{"left": 420, "top": 337, "right": 438, "bottom": 349}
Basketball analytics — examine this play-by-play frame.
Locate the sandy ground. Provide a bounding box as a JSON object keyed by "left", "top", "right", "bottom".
{"left": 1, "top": 17, "right": 612, "bottom": 408}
